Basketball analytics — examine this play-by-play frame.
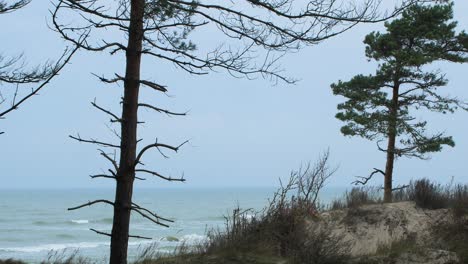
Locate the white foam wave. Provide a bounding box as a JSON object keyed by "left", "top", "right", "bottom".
{"left": 245, "top": 214, "right": 255, "bottom": 220}
{"left": 180, "top": 234, "right": 208, "bottom": 245}
{"left": 71, "top": 219, "right": 89, "bottom": 224}
{"left": 128, "top": 240, "right": 157, "bottom": 247}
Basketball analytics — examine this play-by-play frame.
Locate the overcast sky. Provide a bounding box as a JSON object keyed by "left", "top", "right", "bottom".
{"left": 0, "top": 1, "right": 467, "bottom": 189}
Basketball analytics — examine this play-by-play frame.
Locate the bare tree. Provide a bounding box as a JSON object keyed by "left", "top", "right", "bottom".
{"left": 0, "top": 0, "right": 78, "bottom": 134}
{"left": 51, "top": 0, "right": 419, "bottom": 263}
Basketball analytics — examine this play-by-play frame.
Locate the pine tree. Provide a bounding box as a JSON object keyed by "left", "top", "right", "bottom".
{"left": 331, "top": 2, "right": 468, "bottom": 202}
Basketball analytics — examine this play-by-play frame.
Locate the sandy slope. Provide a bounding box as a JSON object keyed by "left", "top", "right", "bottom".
{"left": 315, "top": 202, "right": 459, "bottom": 263}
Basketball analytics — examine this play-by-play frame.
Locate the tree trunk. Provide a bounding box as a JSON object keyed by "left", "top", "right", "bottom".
{"left": 383, "top": 84, "right": 399, "bottom": 203}
{"left": 109, "top": 1, "right": 144, "bottom": 263}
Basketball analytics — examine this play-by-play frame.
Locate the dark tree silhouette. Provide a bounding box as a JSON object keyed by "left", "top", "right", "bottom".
{"left": 52, "top": 0, "right": 419, "bottom": 262}
{"left": 331, "top": 2, "right": 468, "bottom": 202}
{"left": 0, "top": 0, "right": 78, "bottom": 134}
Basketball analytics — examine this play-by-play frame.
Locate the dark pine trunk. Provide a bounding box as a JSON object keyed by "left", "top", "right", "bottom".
{"left": 109, "top": 1, "right": 144, "bottom": 263}
{"left": 383, "top": 84, "right": 399, "bottom": 203}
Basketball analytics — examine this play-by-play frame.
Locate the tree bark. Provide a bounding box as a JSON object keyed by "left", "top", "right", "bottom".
{"left": 384, "top": 83, "right": 399, "bottom": 203}
{"left": 109, "top": 1, "right": 144, "bottom": 263}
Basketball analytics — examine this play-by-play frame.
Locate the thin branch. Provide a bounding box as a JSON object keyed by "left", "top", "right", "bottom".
{"left": 90, "top": 174, "right": 116, "bottom": 180}
{"left": 128, "top": 233, "right": 152, "bottom": 240}
{"left": 392, "top": 184, "right": 410, "bottom": 191}
{"left": 139, "top": 79, "right": 168, "bottom": 93}
{"left": 135, "top": 139, "right": 189, "bottom": 165}
{"left": 69, "top": 134, "right": 120, "bottom": 148}
{"left": 90, "top": 228, "right": 111, "bottom": 237}
{"left": 91, "top": 73, "right": 124, "bottom": 84}
{"left": 132, "top": 208, "right": 170, "bottom": 228}
{"left": 68, "top": 199, "right": 115, "bottom": 211}
{"left": 138, "top": 103, "right": 187, "bottom": 116}
{"left": 91, "top": 99, "right": 121, "bottom": 123}
{"left": 99, "top": 149, "right": 119, "bottom": 172}
{"left": 135, "top": 169, "right": 186, "bottom": 182}
{"left": 132, "top": 202, "right": 174, "bottom": 223}
{"left": 352, "top": 168, "right": 385, "bottom": 186}
{"left": 90, "top": 228, "right": 151, "bottom": 239}
{"left": 0, "top": 46, "right": 79, "bottom": 118}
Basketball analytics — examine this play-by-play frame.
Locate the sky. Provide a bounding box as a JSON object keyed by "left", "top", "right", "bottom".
{"left": 0, "top": 1, "right": 467, "bottom": 189}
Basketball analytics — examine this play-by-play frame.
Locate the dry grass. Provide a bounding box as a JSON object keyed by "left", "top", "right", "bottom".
{"left": 137, "top": 151, "right": 351, "bottom": 264}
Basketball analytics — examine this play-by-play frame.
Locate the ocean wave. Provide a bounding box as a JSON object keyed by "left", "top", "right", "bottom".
{"left": 180, "top": 234, "right": 208, "bottom": 245}
{"left": 128, "top": 240, "right": 157, "bottom": 247}
{"left": 0, "top": 241, "right": 109, "bottom": 253}
{"left": 71, "top": 219, "right": 89, "bottom": 224}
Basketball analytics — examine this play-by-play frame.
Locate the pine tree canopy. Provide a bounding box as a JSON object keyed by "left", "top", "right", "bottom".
{"left": 331, "top": 2, "right": 468, "bottom": 159}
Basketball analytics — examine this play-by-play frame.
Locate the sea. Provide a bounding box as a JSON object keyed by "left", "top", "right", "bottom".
{"left": 0, "top": 187, "right": 344, "bottom": 263}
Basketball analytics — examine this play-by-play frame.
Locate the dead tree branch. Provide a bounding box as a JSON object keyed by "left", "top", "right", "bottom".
{"left": 135, "top": 139, "right": 189, "bottom": 164}
{"left": 138, "top": 103, "right": 187, "bottom": 116}
{"left": 89, "top": 174, "right": 116, "bottom": 180}
{"left": 68, "top": 199, "right": 115, "bottom": 211}
{"left": 392, "top": 185, "right": 410, "bottom": 191}
{"left": 90, "top": 228, "right": 152, "bottom": 240}
{"left": 132, "top": 202, "right": 174, "bottom": 223}
{"left": 131, "top": 208, "right": 170, "bottom": 228}
{"left": 90, "top": 228, "right": 111, "bottom": 237}
{"left": 69, "top": 134, "right": 119, "bottom": 148}
{"left": 98, "top": 149, "right": 119, "bottom": 172}
{"left": 91, "top": 99, "right": 121, "bottom": 123}
{"left": 135, "top": 169, "right": 185, "bottom": 182}
{"left": 352, "top": 168, "right": 386, "bottom": 186}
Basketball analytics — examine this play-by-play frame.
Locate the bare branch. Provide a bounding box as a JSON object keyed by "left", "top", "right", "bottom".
{"left": 68, "top": 199, "right": 114, "bottom": 211}
{"left": 139, "top": 79, "right": 168, "bottom": 93}
{"left": 132, "top": 202, "right": 174, "bottom": 223}
{"left": 135, "top": 169, "right": 185, "bottom": 182}
{"left": 91, "top": 99, "right": 121, "bottom": 123}
{"left": 128, "top": 234, "right": 152, "bottom": 240}
{"left": 90, "top": 228, "right": 151, "bottom": 240}
{"left": 92, "top": 73, "right": 124, "bottom": 84}
{"left": 69, "top": 134, "right": 120, "bottom": 148}
{"left": 90, "top": 228, "right": 111, "bottom": 237}
{"left": 99, "top": 149, "right": 119, "bottom": 172}
{"left": 352, "top": 168, "right": 385, "bottom": 186}
{"left": 138, "top": 103, "right": 187, "bottom": 116}
{"left": 90, "top": 174, "right": 116, "bottom": 180}
{"left": 392, "top": 184, "right": 410, "bottom": 191}
{"left": 135, "top": 139, "right": 189, "bottom": 165}
{"left": 132, "top": 208, "right": 170, "bottom": 228}
{"left": 0, "top": 46, "right": 79, "bottom": 118}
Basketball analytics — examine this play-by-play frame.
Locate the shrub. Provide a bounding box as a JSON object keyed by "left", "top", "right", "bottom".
{"left": 330, "top": 187, "right": 381, "bottom": 210}
{"left": 0, "top": 260, "right": 26, "bottom": 264}
{"left": 201, "top": 150, "right": 351, "bottom": 263}
{"left": 291, "top": 224, "right": 350, "bottom": 264}
{"left": 408, "top": 179, "right": 450, "bottom": 209}
{"left": 451, "top": 184, "right": 468, "bottom": 219}
{"left": 431, "top": 213, "right": 468, "bottom": 263}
